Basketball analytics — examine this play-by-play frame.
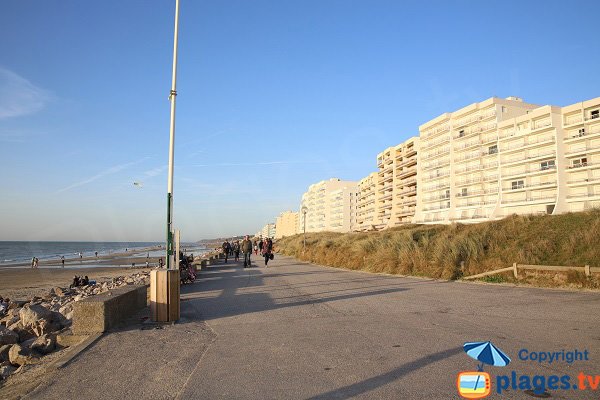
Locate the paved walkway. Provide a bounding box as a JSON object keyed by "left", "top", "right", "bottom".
{"left": 20, "top": 254, "right": 600, "bottom": 399}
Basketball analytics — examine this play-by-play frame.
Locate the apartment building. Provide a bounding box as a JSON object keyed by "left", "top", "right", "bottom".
{"left": 355, "top": 172, "right": 379, "bottom": 231}
{"left": 261, "top": 223, "right": 276, "bottom": 239}
{"left": 373, "top": 137, "right": 420, "bottom": 228}
{"left": 274, "top": 211, "right": 299, "bottom": 239}
{"left": 413, "top": 96, "right": 600, "bottom": 223}
{"left": 413, "top": 97, "right": 539, "bottom": 223}
{"left": 560, "top": 97, "right": 600, "bottom": 212}
{"left": 299, "top": 178, "right": 358, "bottom": 233}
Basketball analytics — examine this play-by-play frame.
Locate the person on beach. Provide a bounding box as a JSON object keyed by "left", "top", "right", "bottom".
{"left": 95, "top": 251, "right": 98, "bottom": 258}
{"left": 61, "top": 256, "right": 65, "bottom": 268}
{"left": 222, "top": 240, "right": 231, "bottom": 263}
{"left": 31, "top": 257, "right": 35, "bottom": 268}
{"left": 158, "top": 258, "right": 164, "bottom": 268}
{"left": 33, "top": 257, "right": 39, "bottom": 268}
{"left": 242, "top": 235, "right": 253, "bottom": 268}
{"left": 233, "top": 241, "right": 240, "bottom": 262}
{"left": 258, "top": 239, "right": 264, "bottom": 255}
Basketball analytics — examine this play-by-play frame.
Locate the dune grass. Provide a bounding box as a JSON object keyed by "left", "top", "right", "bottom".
{"left": 275, "top": 209, "right": 600, "bottom": 289}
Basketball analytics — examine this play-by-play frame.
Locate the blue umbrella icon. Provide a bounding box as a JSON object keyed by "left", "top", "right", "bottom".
{"left": 464, "top": 341, "right": 511, "bottom": 370}
{"left": 463, "top": 341, "right": 511, "bottom": 393}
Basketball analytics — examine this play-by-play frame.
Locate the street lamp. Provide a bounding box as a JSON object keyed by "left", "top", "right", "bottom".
{"left": 301, "top": 206, "right": 308, "bottom": 253}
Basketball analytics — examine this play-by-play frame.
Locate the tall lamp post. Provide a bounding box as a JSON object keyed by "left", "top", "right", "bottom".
{"left": 151, "top": 0, "right": 181, "bottom": 323}
{"left": 166, "top": 0, "right": 180, "bottom": 270}
{"left": 301, "top": 206, "right": 308, "bottom": 253}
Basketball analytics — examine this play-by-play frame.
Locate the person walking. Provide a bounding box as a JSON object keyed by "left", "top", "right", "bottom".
{"left": 253, "top": 240, "right": 258, "bottom": 256}
{"left": 233, "top": 241, "right": 240, "bottom": 262}
{"left": 61, "top": 256, "right": 65, "bottom": 268}
{"left": 258, "top": 239, "right": 264, "bottom": 255}
{"left": 241, "top": 235, "right": 253, "bottom": 268}
{"left": 31, "top": 257, "right": 35, "bottom": 269}
{"left": 222, "top": 240, "right": 231, "bottom": 263}
{"left": 263, "top": 238, "right": 273, "bottom": 267}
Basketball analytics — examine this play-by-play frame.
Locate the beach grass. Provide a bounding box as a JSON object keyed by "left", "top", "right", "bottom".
{"left": 275, "top": 209, "right": 600, "bottom": 289}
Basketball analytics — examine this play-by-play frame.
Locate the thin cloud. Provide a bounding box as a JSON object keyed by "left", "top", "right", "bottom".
{"left": 0, "top": 67, "right": 52, "bottom": 119}
{"left": 56, "top": 158, "right": 148, "bottom": 193}
{"left": 144, "top": 165, "right": 168, "bottom": 177}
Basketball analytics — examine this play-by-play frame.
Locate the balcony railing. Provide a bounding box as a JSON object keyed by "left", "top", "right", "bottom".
{"left": 565, "top": 144, "right": 600, "bottom": 156}
{"left": 422, "top": 147, "right": 450, "bottom": 161}
{"left": 456, "top": 188, "right": 499, "bottom": 197}
{"left": 567, "top": 193, "right": 600, "bottom": 199}
{"left": 568, "top": 162, "right": 597, "bottom": 169}
{"left": 499, "top": 135, "right": 554, "bottom": 151}
{"left": 503, "top": 165, "right": 556, "bottom": 177}
{"left": 502, "top": 181, "right": 557, "bottom": 191}
{"left": 454, "top": 140, "right": 482, "bottom": 151}
{"left": 532, "top": 119, "right": 552, "bottom": 130}
{"left": 503, "top": 150, "right": 556, "bottom": 165}
{"left": 501, "top": 195, "right": 556, "bottom": 204}
{"left": 564, "top": 115, "right": 583, "bottom": 126}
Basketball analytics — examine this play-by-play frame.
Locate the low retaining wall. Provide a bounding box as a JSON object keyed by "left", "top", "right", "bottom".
{"left": 72, "top": 284, "right": 149, "bottom": 334}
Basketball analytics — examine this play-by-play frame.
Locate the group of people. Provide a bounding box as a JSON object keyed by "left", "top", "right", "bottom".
{"left": 30, "top": 257, "right": 39, "bottom": 268}
{"left": 70, "top": 275, "right": 92, "bottom": 288}
{"left": 221, "top": 236, "right": 274, "bottom": 268}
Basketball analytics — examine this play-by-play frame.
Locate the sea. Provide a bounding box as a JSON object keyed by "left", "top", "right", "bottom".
{"left": 0, "top": 241, "right": 207, "bottom": 265}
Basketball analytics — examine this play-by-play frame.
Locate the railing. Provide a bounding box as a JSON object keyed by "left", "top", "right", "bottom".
{"left": 454, "top": 140, "right": 482, "bottom": 151}
{"left": 456, "top": 188, "right": 499, "bottom": 197}
{"left": 568, "top": 162, "right": 596, "bottom": 169}
{"left": 503, "top": 181, "right": 556, "bottom": 191}
{"left": 532, "top": 119, "right": 552, "bottom": 130}
{"left": 503, "top": 150, "right": 556, "bottom": 164}
{"left": 500, "top": 135, "right": 554, "bottom": 151}
{"left": 567, "top": 193, "right": 600, "bottom": 199}
{"left": 463, "top": 263, "right": 598, "bottom": 280}
{"left": 564, "top": 115, "right": 583, "bottom": 126}
{"left": 503, "top": 165, "right": 556, "bottom": 177}
{"left": 422, "top": 147, "right": 451, "bottom": 161}
{"left": 585, "top": 113, "right": 600, "bottom": 121}
{"left": 567, "top": 177, "right": 600, "bottom": 185}
{"left": 501, "top": 195, "right": 555, "bottom": 204}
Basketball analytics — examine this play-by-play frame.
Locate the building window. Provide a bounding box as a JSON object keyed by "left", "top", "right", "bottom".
{"left": 461, "top": 188, "right": 467, "bottom": 196}
{"left": 540, "top": 160, "right": 556, "bottom": 170}
{"left": 502, "top": 106, "right": 507, "bottom": 113}
{"left": 488, "top": 145, "right": 498, "bottom": 155}
{"left": 591, "top": 110, "right": 599, "bottom": 120}
{"left": 572, "top": 158, "right": 588, "bottom": 168}
{"left": 458, "top": 129, "right": 465, "bottom": 137}
{"left": 511, "top": 180, "right": 524, "bottom": 190}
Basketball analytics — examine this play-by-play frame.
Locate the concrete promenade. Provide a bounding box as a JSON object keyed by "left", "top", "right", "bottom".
{"left": 20, "top": 254, "right": 600, "bottom": 399}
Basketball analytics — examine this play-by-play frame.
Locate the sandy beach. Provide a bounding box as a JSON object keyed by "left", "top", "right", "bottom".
{"left": 0, "top": 248, "right": 164, "bottom": 300}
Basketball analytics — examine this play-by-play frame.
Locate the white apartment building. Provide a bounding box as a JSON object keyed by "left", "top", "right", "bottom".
{"left": 355, "top": 172, "right": 379, "bottom": 231}
{"left": 261, "top": 223, "right": 276, "bottom": 239}
{"left": 299, "top": 178, "right": 358, "bottom": 233}
{"left": 275, "top": 211, "right": 299, "bottom": 239}
{"left": 413, "top": 96, "right": 600, "bottom": 223}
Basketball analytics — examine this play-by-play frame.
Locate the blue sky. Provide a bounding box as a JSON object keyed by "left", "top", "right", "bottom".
{"left": 1, "top": 0, "right": 599, "bottom": 241}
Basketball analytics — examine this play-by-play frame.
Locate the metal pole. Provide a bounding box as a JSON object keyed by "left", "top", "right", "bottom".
{"left": 166, "top": 0, "right": 180, "bottom": 270}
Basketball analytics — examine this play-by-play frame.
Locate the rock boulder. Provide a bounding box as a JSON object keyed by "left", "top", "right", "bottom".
{"left": 0, "top": 326, "right": 19, "bottom": 345}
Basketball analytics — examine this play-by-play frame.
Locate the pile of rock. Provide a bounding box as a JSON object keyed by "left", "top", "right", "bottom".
{"left": 0, "top": 271, "right": 150, "bottom": 382}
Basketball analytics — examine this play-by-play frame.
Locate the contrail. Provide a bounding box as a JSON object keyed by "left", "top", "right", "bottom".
{"left": 56, "top": 157, "right": 148, "bottom": 193}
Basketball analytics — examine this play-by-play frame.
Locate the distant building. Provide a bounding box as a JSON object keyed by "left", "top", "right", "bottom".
{"left": 299, "top": 178, "right": 358, "bottom": 233}
{"left": 355, "top": 172, "right": 379, "bottom": 231}
{"left": 261, "top": 223, "right": 276, "bottom": 239}
{"left": 275, "top": 211, "right": 299, "bottom": 239}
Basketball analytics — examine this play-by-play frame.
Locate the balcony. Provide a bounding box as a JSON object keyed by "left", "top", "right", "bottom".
{"left": 501, "top": 195, "right": 556, "bottom": 204}
{"left": 456, "top": 188, "right": 499, "bottom": 197}
{"left": 531, "top": 119, "right": 552, "bottom": 131}
{"left": 502, "top": 165, "right": 556, "bottom": 179}
{"left": 565, "top": 127, "right": 600, "bottom": 142}
{"left": 502, "top": 181, "right": 557, "bottom": 192}
{"left": 565, "top": 144, "right": 600, "bottom": 157}
{"left": 396, "top": 167, "right": 417, "bottom": 179}
{"left": 422, "top": 147, "right": 450, "bottom": 161}
{"left": 454, "top": 140, "right": 482, "bottom": 151}
{"left": 397, "top": 157, "right": 417, "bottom": 168}
{"left": 567, "top": 162, "right": 598, "bottom": 170}
{"left": 500, "top": 135, "right": 554, "bottom": 152}
{"left": 423, "top": 159, "right": 450, "bottom": 171}
{"left": 423, "top": 171, "right": 450, "bottom": 182}
{"left": 567, "top": 192, "right": 600, "bottom": 200}
{"left": 456, "top": 200, "right": 497, "bottom": 208}
{"left": 423, "top": 204, "right": 451, "bottom": 212}
{"left": 380, "top": 193, "right": 393, "bottom": 201}
{"left": 421, "top": 136, "right": 449, "bottom": 150}
{"left": 564, "top": 115, "right": 583, "bottom": 126}
{"left": 567, "top": 176, "right": 600, "bottom": 186}
{"left": 502, "top": 150, "right": 556, "bottom": 166}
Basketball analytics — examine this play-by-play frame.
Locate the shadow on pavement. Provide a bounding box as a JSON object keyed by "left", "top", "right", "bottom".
{"left": 307, "top": 346, "right": 463, "bottom": 399}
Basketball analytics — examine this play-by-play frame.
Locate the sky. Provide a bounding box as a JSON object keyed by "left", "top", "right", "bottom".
{"left": 1, "top": 0, "right": 599, "bottom": 242}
